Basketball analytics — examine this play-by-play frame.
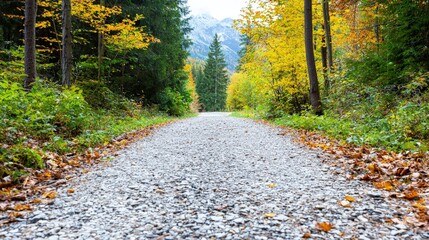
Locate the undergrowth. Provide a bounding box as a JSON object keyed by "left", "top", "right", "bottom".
{"left": 0, "top": 78, "right": 175, "bottom": 182}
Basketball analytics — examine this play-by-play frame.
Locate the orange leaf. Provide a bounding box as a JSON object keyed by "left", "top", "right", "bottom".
{"left": 14, "top": 204, "right": 32, "bottom": 211}
{"left": 67, "top": 189, "right": 75, "bottom": 194}
{"left": 316, "top": 222, "right": 334, "bottom": 232}
{"left": 42, "top": 191, "right": 58, "bottom": 199}
{"left": 374, "top": 181, "right": 394, "bottom": 191}
{"left": 345, "top": 195, "right": 355, "bottom": 202}
{"left": 404, "top": 190, "right": 419, "bottom": 200}
{"left": 31, "top": 199, "right": 42, "bottom": 203}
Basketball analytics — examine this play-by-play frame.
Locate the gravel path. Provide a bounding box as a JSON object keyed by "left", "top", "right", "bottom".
{"left": 0, "top": 113, "right": 426, "bottom": 239}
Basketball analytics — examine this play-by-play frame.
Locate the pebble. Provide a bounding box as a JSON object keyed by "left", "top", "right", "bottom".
{"left": 0, "top": 113, "right": 425, "bottom": 239}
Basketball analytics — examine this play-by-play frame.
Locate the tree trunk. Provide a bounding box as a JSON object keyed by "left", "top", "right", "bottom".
{"left": 98, "top": 0, "right": 105, "bottom": 81}
{"left": 24, "top": 0, "right": 37, "bottom": 90}
{"left": 304, "top": 0, "right": 323, "bottom": 115}
{"left": 321, "top": 34, "right": 329, "bottom": 95}
{"left": 323, "top": 0, "right": 333, "bottom": 71}
{"left": 62, "top": 0, "right": 72, "bottom": 87}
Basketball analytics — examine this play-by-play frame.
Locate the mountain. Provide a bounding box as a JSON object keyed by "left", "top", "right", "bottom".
{"left": 188, "top": 14, "right": 241, "bottom": 71}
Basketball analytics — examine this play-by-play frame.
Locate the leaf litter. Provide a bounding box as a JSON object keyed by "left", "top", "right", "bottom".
{"left": 0, "top": 123, "right": 167, "bottom": 226}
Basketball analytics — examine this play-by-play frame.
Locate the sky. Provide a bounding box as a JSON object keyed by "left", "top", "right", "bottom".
{"left": 187, "top": 0, "right": 248, "bottom": 20}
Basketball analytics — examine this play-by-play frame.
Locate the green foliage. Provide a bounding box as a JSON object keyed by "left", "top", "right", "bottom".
{"left": 197, "top": 34, "right": 229, "bottom": 111}
{"left": 158, "top": 87, "right": 191, "bottom": 116}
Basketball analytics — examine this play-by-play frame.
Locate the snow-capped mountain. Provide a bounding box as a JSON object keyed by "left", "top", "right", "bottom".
{"left": 188, "top": 14, "right": 241, "bottom": 71}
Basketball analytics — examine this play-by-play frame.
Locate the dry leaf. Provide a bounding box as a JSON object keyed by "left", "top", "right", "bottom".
{"left": 339, "top": 200, "right": 351, "bottom": 208}
{"left": 67, "top": 189, "right": 75, "bottom": 194}
{"left": 345, "top": 195, "right": 355, "bottom": 202}
{"left": 404, "top": 190, "right": 419, "bottom": 200}
{"left": 31, "top": 199, "right": 42, "bottom": 204}
{"left": 155, "top": 188, "right": 165, "bottom": 194}
{"left": 8, "top": 211, "right": 23, "bottom": 220}
{"left": 14, "top": 204, "right": 32, "bottom": 211}
{"left": 374, "top": 181, "right": 394, "bottom": 191}
{"left": 267, "top": 183, "right": 277, "bottom": 188}
{"left": 264, "top": 213, "right": 276, "bottom": 218}
{"left": 42, "top": 191, "right": 58, "bottom": 199}
{"left": 302, "top": 232, "right": 311, "bottom": 238}
{"left": 316, "top": 222, "right": 334, "bottom": 232}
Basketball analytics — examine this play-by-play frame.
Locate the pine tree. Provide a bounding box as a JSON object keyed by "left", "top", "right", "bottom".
{"left": 197, "top": 34, "right": 229, "bottom": 111}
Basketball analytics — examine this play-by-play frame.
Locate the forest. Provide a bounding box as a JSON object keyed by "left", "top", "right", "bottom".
{"left": 0, "top": 0, "right": 428, "bottom": 227}
{"left": 227, "top": 0, "right": 429, "bottom": 152}
{"left": 0, "top": 0, "right": 199, "bottom": 184}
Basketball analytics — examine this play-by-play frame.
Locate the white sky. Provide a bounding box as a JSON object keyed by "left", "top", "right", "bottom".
{"left": 187, "top": 0, "right": 248, "bottom": 20}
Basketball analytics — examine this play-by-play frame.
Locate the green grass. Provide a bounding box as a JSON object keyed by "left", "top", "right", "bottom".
{"left": 233, "top": 111, "right": 428, "bottom": 153}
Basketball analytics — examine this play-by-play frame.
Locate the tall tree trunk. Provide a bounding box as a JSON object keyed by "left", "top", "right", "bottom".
{"left": 62, "top": 0, "right": 72, "bottom": 87}
{"left": 321, "top": 34, "right": 329, "bottom": 95}
{"left": 304, "top": 0, "right": 323, "bottom": 115}
{"left": 323, "top": 0, "right": 333, "bottom": 70}
{"left": 24, "top": 0, "right": 37, "bottom": 90}
{"left": 98, "top": 0, "right": 105, "bottom": 81}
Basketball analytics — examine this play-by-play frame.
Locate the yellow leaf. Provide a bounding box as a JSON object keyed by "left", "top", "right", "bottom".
{"left": 345, "top": 195, "right": 355, "bottom": 202}
{"left": 14, "top": 204, "right": 32, "bottom": 211}
{"left": 267, "top": 183, "right": 277, "bottom": 188}
{"left": 42, "top": 191, "right": 58, "bottom": 199}
{"left": 264, "top": 213, "right": 276, "bottom": 218}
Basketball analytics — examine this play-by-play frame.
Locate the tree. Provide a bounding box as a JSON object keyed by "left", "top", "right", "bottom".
{"left": 322, "top": 0, "right": 333, "bottom": 92}
{"left": 304, "top": 0, "right": 322, "bottom": 115}
{"left": 61, "top": 0, "right": 72, "bottom": 87}
{"left": 24, "top": 0, "right": 37, "bottom": 90}
{"left": 197, "top": 34, "right": 229, "bottom": 111}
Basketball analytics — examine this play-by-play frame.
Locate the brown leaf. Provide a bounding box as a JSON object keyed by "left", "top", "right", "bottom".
{"left": 67, "top": 188, "right": 75, "bottom": 194}
{"left": 14, "top": 204, "right": 32, "bottom": 211}
{"left": 42, "top": 191, "right": 57, "bottom": 199}
{"left": 395, "top": 167, "right": 410, "bottom": 176}
{"left": 302, "top": 232, "right": 311, "bottom": 238}
{"left": 316, "top": 222, "right": 334, "bottom": 232}
{"left": 8, "top": 211, "right": 23, "bottom": 221}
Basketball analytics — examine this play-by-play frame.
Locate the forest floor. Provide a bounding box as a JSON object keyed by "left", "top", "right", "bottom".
{"left": 0, "top": 112, "right": 427, "bottom": 239}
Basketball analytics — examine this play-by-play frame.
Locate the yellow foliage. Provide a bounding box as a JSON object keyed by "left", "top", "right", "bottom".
{"left": 184, "top": 64, "right": 200, "bottom": 112}
{"left": 35, "top": 0, "right": 157, "bottom": 53}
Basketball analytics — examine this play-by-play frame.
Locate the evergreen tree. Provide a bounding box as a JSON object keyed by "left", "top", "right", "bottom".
{"left": 197, "top": 34, "right": 229, "bottom": 111}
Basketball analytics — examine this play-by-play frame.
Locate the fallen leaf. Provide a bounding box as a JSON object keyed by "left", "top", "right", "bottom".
{"left": 42, "top": 191, "right": 58, "bottom": 199}
{"left": 404, "top": 189, "right": 419, "bottom": 200}
{"left": 345, "top": 195, "right": 355, "bottom": 202}
{"left": 264, "top": 213, "right": 276, "bottom": 218}
{"left": 155, "top": 188, "right": 165, "bottom": 194}
{"left": 316, "top": 222, "right": 334, "bottom": 232}
{"left": 339, "top": 200, "right": 351, "bottom": 208}
{"left": 374, "top": 181, "right": 394, "bottom": 191}
{"left": 14, "top": 204, "right": 32, "bottom": 211}
{"left": 267, "top": 183, "right": 277, "bottom": 188}
{"left": 67, "top": 189, "right": 75, "bottom": 194}
{"left": 302, "top": 232, "right": 311, "bottom": 238}
{"left": 31, "top": 199, "right": 42, "bottom": 204}
{"left": 8, "top": 211, "right": 23, "bottom": 221}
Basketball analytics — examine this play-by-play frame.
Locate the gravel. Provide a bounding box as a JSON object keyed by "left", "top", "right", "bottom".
{"left": 0, "top": 112, "right": 426, "bottom": 239}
